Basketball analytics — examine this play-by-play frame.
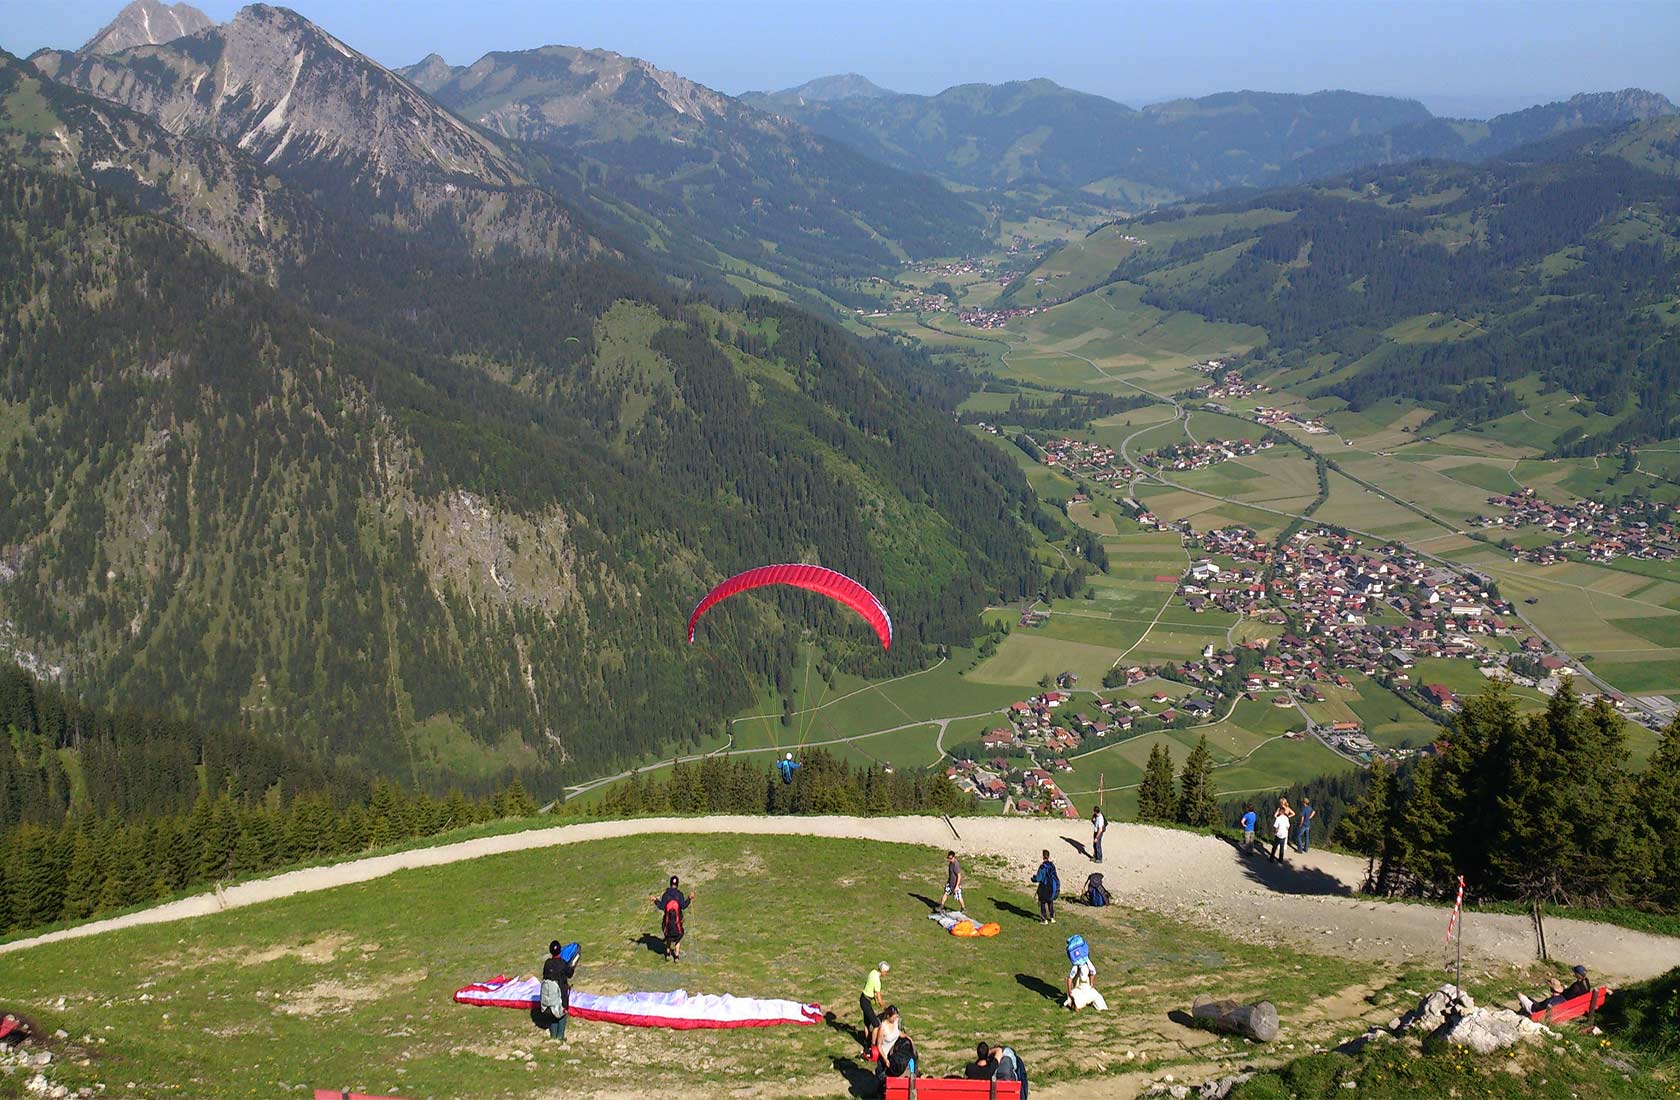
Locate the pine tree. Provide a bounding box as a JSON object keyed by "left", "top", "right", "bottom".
{"left": 1135, "top": 744, "right": 1177, "bottom": 823}
{"left": 1337, "top": 760, "right": 1394, "bottom": 892}
{"left": 499, "top": 779, "right": 538, "bottom": 818}
{"left": 1636, "top": 718, "right": 1680, "bottom": 908}
{"left": 1176, "top": 736, "right": 1219, "bottom": 827}
{"left": 60, "top": 824, "right": 101, "bottom": 921}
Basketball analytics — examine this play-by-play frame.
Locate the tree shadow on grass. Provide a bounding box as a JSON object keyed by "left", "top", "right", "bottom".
{"left": 1015, "top": 972, "right": 1064, "bottom": 1004}
{"left": 633, "top": 933, "right": 668, "bottom": 957}
{"left": 1226, "top": 838, "right": 1353, "bottom": 897}
{"left": 830, "top": 1055, "right": 879, "bottom": 1098}
{"left": 990, "top": 897, "right": 1040, "bottom": 922}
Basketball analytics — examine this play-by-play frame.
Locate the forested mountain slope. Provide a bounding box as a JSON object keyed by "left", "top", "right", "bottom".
{"left": 402, "top": 46, "right": 989, "bottom": 293}
{"left": 1104, "top": 119, "right": 1680, "bottom": 449}
{"left": 1, "top": 5, "right": 1047, "bottom": 790}
{"left": 1282, "top": 89, "right": 1677, "bottom": 183}
{"left": 0, "top": 49, "right": 325, "bottom": 276}
{"left": 743, "top": 81, "right": 1433, "bottom": 203}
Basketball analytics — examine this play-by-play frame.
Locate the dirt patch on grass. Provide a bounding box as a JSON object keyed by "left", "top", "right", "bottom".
{"left": 249, "top": 932, "right": 355, "bottom": 965}
{"left": 278, "top": 969, "right": 423, "bottom": 1017}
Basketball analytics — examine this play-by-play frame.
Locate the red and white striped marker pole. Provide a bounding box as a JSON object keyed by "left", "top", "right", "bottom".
{"left": 1444, "top": 874, "right": 1466, "bottom": 995}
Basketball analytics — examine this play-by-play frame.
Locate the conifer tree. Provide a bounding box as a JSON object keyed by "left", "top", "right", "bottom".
{"left": 60, "top": 824, "right": 101, "bottom": 922}
{"left": 1135, "top": 744, "right": 1177, "bottom": 823}
{"left": 1636, "top": 718, "right": 1680, "bottom": 908}
{"left": 1177, "top": 735, "right": 1219, "bottom": 827}
{"left": 1337, "top": 760, "right": 1394, "bottom": 892}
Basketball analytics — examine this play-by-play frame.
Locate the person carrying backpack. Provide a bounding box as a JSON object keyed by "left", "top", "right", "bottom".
{"left": 652, "top": 875, "right": 696, "bottom": 962}
{"left": 539, "top": 940, "right": 578, "bottom": 1041}
{"left": 1062, "top": 934, "right": 1107, "bottom": 1013}
{"left": 1032, "top": 849, "right": 1060, "bottom": 924}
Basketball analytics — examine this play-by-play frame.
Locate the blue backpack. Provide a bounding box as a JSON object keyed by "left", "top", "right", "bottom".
{"left": 1066, "top": 934, "right": 1089, "bottom": 965}
{"left": 559, "top": 942, "right": 580, "bottom": 965}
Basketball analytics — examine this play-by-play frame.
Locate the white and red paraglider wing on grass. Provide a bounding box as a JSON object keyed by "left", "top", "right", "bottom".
{"left": 453, "top": 976, "right": 822, "bottom": 1029}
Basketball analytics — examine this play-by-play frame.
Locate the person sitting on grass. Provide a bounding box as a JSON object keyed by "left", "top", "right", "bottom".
{"left": 1064, "top": 956, "right": 1108, "bottom": 1012}
{"left": 872, "top": 1006, "right": 916, "bottom": 1090}
{"left": 1518, "top": 965, "right": 1595, "bottom": 1014}
{"left": 967, "top": 1043, "right": 1027, "bottom": 1097}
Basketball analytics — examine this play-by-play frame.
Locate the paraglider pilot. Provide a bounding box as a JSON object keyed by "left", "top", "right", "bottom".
{"left": 777, "top": 752, "right": 801, "bottom": 784}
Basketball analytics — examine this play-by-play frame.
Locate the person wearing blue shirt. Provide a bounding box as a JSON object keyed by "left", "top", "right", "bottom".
{"left": 1240, "top": 805, "right": 1258, "bottom": 850}
{"left": 776, "top": 753, "right": 801, "bottom": 783}
{"left": 1295, "top": 798, "right": 1316, "bottom": 853}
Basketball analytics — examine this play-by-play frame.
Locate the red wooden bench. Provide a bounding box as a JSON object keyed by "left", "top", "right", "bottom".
{"left": 1525, "top": 986, "right": 1611, "bottom": 1025}
{"left": 883, "top": 1076, "right": 1023, "bottom": 1099}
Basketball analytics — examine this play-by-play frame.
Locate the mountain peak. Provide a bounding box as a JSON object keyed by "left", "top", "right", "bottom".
{"left": 82, "top": 0, "right": 214, "bottom": 54}
{"left": 399, "top": 51, "right": 457, "bottom": 93}
{"left": 777, "top": 73, "right": 895, "bottom": 102}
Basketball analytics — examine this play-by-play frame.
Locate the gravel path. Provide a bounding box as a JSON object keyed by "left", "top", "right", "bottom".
{"left": 5, "top": 815, "right": 1677, "bottom": 982}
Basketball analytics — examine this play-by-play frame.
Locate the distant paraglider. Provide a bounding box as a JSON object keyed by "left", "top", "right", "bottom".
{"left": 687, "top": 564, "right": 892, "bottom": 651}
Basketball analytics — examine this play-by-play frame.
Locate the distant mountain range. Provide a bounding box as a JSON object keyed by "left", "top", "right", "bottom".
{"left": 399, "top": 46, "right": 988, "bottom": 294}
{"left": 745, "top": 76, "right": 1676, "bottom": 206}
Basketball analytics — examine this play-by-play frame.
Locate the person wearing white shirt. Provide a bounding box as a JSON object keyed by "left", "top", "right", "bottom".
{"left": 1269, "top": 808, "right": 1290, "bottom": 863}
{"left": 1090, "top": 806, "right": 1107, "bottom": 864}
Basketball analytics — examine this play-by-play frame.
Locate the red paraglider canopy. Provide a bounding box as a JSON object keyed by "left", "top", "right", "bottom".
{"left": 688, "top": 564, "right": 892, "bottom": 650}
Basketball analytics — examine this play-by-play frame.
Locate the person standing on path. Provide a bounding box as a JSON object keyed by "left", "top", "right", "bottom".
{"left": 1269, "top": 806, "right": 1290, "bottom": 863}
{"left": 1091, "top": 806, "right": 1107, "bottom": 864}
{"left": 1032, "top": 849, "right": 1060, "bottom": 924}
{"left": 860, "top": 961, "right": 889, "bottom": 1055}
{"left": 939, "top": 850, "right": 965, "bottom": 912}
{"left": 652, "top": 875, "right": 696, "bottom": 962}
{"left": 1240, "top": 804, "right": 1258, "bottom": 851}
{"left": 1295, "top": 798, "right": 1316, "bottom": 853}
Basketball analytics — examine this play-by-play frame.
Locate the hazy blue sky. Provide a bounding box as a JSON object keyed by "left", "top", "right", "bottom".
{"left": 7, "top": 0, "right": 1678, "bottom": 117}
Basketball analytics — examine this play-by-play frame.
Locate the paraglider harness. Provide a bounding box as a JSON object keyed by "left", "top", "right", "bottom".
{"left": 663, "top": 897, "right": 685, "bottom": 939}
{"left": 1083, "top": 873, "right": 1109, "bottom": 907}
{"left": 777, "top": 756, "right": 801, "bottom": 784}
{"left": 1066, "top": 933, "right": 1090, "bottom": 965}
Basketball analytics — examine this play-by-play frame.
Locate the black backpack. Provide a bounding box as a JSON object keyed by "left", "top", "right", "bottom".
{"left": 1084, "top": 873, "right": 1109, "bottom": 907}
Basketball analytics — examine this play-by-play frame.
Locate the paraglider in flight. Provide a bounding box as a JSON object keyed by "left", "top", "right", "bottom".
{"left": 777, "top": 753, "right": 801, "bottom": 784}
{"left": 687, "top": 564, "right": 892, "bottom": 651}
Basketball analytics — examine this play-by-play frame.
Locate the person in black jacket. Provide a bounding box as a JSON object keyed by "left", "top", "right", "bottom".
{"left": 652, "top": 875, "right": 696, "bottom": 962}
{"left": 540, "top": 940, "right": 577, "bottom": 1040}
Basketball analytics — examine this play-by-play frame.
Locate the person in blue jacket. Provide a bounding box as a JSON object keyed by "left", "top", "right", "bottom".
{"left": 1032, "top": 849, "right": 1060, "bottom": 924}
{"left": 777, "top": 753, "right": 801, "bottom": 784}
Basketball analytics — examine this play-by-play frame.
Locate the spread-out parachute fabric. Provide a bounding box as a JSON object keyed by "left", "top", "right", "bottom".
{"left": 454, "top": 976, "right": 822, "bottom": 1029}
{"left": 688, "top": 564, "right": 892, "bottom": 650}
{"left": 928, "top": 910, "right": 1000, "bottom": 937}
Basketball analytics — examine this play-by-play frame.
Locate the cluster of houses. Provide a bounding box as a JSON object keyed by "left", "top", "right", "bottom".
{"left": 1189, "top": 359, "right": 1229, "bottom": 374}
{"left": 1473, "top": 489, "right": 1680, "bottom": 563}
{"left": 1253, "top": 406, "right": 1329, "bottom": 434}
{"left": 1194, "top": 371, "right": 1269, "bottom": 401}
{"left": 1041, "top": 438, "right": 1135, "bottom": 485}
{"left": 1140, "top": 437, "right": 1271, "bottom": 472}
{"left": 956, "top": 304, "right": 1046, "bottom": 330}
